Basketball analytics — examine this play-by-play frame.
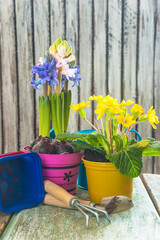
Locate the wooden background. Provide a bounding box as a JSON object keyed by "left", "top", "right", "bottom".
{"left": 0, "top": 0, "right": 160, "bottom": 173}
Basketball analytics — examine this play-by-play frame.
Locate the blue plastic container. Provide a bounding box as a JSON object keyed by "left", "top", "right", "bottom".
{"left": 0, "top": 152, "right": 45, "bottom": 213}
{"left": 77, "top": 129, "right": 142, "bottom": 190}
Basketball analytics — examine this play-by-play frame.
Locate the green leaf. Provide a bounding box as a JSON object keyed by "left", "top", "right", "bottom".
{"left": 71, "top": 141, "right": 106, "bottom": 155}
{"left": 123, "top": 135, "right": 128, "bottom": 148}
{"left": 130, "top": 139, "right": 150, "bottom": 148}
{"left": 56, "top": 132, "right": 89, "bottom": 142}
{"left": 50, "top": 93, "right": 59, "bottom": 135}
{"left": 143, "top": 141, "right": 160, "bottom": 156}
{"left": 113, "top": 135, "right": 123, "bottom": 151}
{"left": 56, "top": 95, "right": 62, "bottom": 133}
{"left": 61, "top": 92, "right": 64, "bottom": 133}
{"left": 86, "top": 132, "right": 111, "bottom": 154}
{"left": 128, "top": 138, "right": 138, "bottom": 146}
{"left": 39, "top": 96, "right": 51, "bottom": 137}
{"left": 64, "top": 90, "right": 71, "bottom": 131}
{"left": 107, "top": 146, "right": 143, "bottom": 178}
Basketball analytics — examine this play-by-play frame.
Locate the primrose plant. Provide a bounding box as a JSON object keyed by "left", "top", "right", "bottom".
{"left": 56, "top": 95, "right": 160, "bottom": 178}
{"left": 31, "top": 37, "right": 81, "bottom": 137}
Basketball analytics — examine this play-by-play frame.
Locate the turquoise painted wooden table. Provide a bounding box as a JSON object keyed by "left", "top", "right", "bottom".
{"left": 1, "top": 177, "right": 160, "bottom": 240}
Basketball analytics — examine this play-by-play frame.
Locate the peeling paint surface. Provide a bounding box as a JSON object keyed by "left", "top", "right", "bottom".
{"left": 1, "top": 178, "right": 160, "bottom": 240}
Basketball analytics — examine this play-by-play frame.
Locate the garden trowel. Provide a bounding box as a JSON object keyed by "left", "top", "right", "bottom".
{"left": 43, "top": 180, "right": 133, "bottom": 214}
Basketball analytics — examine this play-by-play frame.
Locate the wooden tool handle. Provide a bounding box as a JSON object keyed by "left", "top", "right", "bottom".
{"left": 43, "top": 194, "right": 73, "bottom": 209}
{"left": 44, "top": 180, "right": 76, "bottom": 207}
{"left": 44, "top": 180, "right": 92, "bottom": 207}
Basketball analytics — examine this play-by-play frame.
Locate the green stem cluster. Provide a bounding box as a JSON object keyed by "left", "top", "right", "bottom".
{"left": 50, "top": 90, "right": 71, "bottom": 136}
{"left": 38, "top": 68, "right": 71, "bottom": 137}
{"left": 39, "top": 96, "right": 51, "bottom": 137}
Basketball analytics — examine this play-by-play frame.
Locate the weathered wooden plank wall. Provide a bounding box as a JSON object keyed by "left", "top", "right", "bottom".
{"left": 0, "top": 0, "right": 160, "bottom": 173}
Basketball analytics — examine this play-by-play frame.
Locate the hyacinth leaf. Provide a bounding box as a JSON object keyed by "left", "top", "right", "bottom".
{"left": 107, "top": 146, "right": 143, "bottom": 178}
{"left": 56, "top": 95, "right": 62, "bottom": 133}
{"left": 39, "top": 96, "right": 43, "bottom": 136}
{"left": 64, "top": 90, "right": 71, "bottom": 131}
{"left": 142, "top": 141, "right": 160, "bottom": 156}
{"left": 71, "top": 141, "right": 106, "bottom": 155}
{"left": 61, "top": 92, "right": 65, "bottom": 133}
{"left": 113, "top": 135, "right": 123, "bottom": 152}
{"left": 123, "top": 135, "right": 128, "bottom": 148}
{"left": 50, "top": 93, "right": 59, "bottom": 136}
{"left": 39, "top": 96, "right": 51, "bottom": 137}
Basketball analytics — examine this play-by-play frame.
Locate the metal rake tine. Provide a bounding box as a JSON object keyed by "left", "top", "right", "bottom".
{"left": 74, "top": 203, "right": 89, "bottom": 229}
{"left": 80, "top": 203, "right": 111, "bottom": 223}
{"left": 76, "top": 202, "right": 100, "bottom": 225}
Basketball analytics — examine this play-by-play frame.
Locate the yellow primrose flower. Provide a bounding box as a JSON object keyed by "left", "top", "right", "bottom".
{"left": 103, "top": 97, "right": 121, "bottom": 114}
{"left": 117, "top": 113, "right": 136, "bottom": 128}
{"left": 147, "top": 107, "right": 159, "bottom": 129}
{"left": 94, "top": 96, "right": 121, "bottom": 119}
{"left": 131, "top": 104, "right": 144, "bottom": 115}
{"left": 120, "top": 99, "right": 134, "bottom": 106}
{"left": 89, "top": 95, "right": 103, "bottom": 101}
{"left": 95, "top": 106, "right": 106, "bottom": 119}
{"left": 70, "top": 101, "right": 90, "bottom": 114}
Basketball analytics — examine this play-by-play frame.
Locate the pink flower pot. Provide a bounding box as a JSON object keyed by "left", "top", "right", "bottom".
{"left": 23, "top": 146, "right": 82, "bottom": 194}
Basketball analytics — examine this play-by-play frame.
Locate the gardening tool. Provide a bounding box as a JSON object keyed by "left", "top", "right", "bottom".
{"left": 43, "top": 180, "right": 133, "bottom": 229}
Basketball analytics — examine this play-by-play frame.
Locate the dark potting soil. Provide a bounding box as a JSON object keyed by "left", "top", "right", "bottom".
{"left": 84, "top": 149, "right": 110, "bottom": 163}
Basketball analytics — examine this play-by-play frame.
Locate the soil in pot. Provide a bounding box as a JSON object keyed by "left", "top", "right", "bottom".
{"left": 84, "top": 149, "right": 110, "bottom": 162}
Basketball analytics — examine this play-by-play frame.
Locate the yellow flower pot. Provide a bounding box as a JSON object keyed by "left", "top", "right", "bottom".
{"left": 82, "top": 157, "right": 133, "bottom": 204}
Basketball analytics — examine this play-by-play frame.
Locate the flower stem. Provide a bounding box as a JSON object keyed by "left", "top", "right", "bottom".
{"left": 94, "top": 118, "right": 101, "bottom": 133}
{"left": 56, "top": 68, "right": 62, "bottom": 95}
{"left": 84, "top": 118, "right": 99, "bottom": 132}
{"left": 64, "top": 80, "right": 68, "bottom": 93}
{"left": 43, "top": 82, "right": 48, "bottom": 98}
{"left": 110, "top": 119, "right": 113, "bottom": 153}
{"left": 48, "top": 85, "right": 52, "bottom": 96}
{"left": 100, "top": 118, "right": 105, "bottom": 135}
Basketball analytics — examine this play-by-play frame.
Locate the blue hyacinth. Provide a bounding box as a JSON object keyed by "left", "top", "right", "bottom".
{"left": 69, "top": 65, "right": 81, "bottom": 87}
{"left": 31, "top": 56, "right": 58, "bottom": 90}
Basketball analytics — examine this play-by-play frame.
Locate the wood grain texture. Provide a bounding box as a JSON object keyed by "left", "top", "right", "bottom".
{"left": 2, "top": 178, "right": 160, "bottom": 240}
{"left": 0, "top": 212, "right": 11, "bottom": 237}
{"left": 141, "top": 173, "right": 160, "bottom": 215}
{"left": 0, "top": 3, "right": 2, "bottom": 154}
{"left": 50, "top": 0, "right": 65, "bottom": 41}
{"left": 15, "top": 0, "right": 35, "bottom": 149}
{"left": 66, "top": 0, "right": 79, "bottom": 133}
{"left": 108, "top": 0, "right": 122, "bottom": 102}
{"left": 0, "top": 0, "right": 160, "bottom": 172}
{"left": 79, "top": 0, "right": 92, "bottom": 130}
{"left": 154, "top": 0, "right": 160, "bottom": 174}
{"left": 34, "top": 0, "right": 50, "bottom": 137}
{"left": 0, "top": 0, "right": 2, "bottom": 154}
{"left": 0, "top": 0, "right": 18, "bottom": 153}
{"left": 138, "top": 0, "right": 154, "bottom": 173}
{"left": 123, "top": 0, "right": 137, "bottom": 102}
{"left": 93, "top": 0, "right": 107, "bottom": 97}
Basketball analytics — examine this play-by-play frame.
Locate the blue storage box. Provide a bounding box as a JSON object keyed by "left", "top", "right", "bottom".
{"left": 0, "top": 152, "right": 45, "bottom": 213}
